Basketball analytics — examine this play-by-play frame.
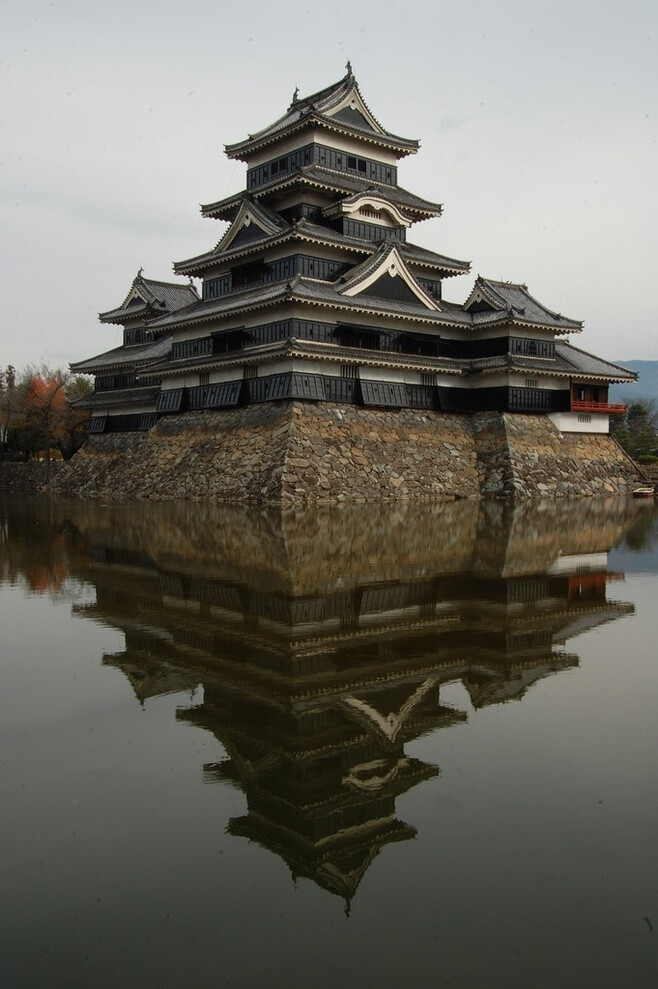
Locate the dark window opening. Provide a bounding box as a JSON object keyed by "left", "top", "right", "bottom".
{"left": 398, "top": 333, "right": 439, "bottom": 357}
{"left": 232, "top": 259, "right": 268, "bottom": 287}
{"left": 335, "top": 325, "right": 381, "bottom": 350}
{"left": 213, "top": 330, "right": 246, "bottom": 354}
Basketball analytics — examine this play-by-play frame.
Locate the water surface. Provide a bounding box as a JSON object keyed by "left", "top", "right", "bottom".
{"left": 1, "top": 497, "right": 657, "bottom": 988}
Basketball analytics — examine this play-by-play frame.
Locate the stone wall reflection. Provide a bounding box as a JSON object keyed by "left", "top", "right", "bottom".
{"left": 0, "top": 496, "right": 642, "bottom": 906}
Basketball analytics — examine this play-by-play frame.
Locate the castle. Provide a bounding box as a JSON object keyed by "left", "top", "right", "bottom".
{"left": 68, "top": 67, "right": 638, "bottom": 502}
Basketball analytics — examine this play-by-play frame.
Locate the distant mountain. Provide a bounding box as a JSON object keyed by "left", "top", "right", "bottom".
{"left": 609, "top": 361, "right": 658, "bottom": 406}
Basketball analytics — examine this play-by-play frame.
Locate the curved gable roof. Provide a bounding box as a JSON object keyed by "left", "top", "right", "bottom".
{"left": 99, "top": 271, "right": 198, "bottom": 324}
{"left": 465, "top": 277, "right": 582, "bottom": 333}
{"left": 225, "top": 67, "right": 419, "bottom": 160}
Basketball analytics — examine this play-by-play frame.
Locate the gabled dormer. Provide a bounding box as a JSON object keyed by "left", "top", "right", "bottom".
{"left": 98, "top": 270, "right": 198, "bottom": 346}
{"left": 322, "top": 190, "right": 413, "bottom": 242}
{"left": 215, "top": 198, "right": 289, "bottom": 254}
{"left": 174, "top": 199, "right": 290, "bottom": 278}
{"left": 463, "top": 276, "right": 509, "bottom": 315}
{"left": 338, "top": 243, "right": 440, "bottom": 310}
{"left": 464, "top": 277, "right": 582, "bottom": 334}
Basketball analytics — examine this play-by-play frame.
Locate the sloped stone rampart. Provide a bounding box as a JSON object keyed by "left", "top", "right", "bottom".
{"left": 47, "top": 403, "right": 480, "bottom": 502}
{"left": 473, "top": 412, "right": 640, "bottom": 498}
{"left": 48, "top": 406, "right": 292, "bottom": 502}
{"left": 279, "top": 403, "right": 479, "bottom": 502}
{"left": 8, "top": 403, "right": 640, "bottom": 503}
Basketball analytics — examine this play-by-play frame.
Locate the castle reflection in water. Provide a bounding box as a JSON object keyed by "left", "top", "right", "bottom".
{"left": 1, "top": 497, "right": 640, "bottom": 909}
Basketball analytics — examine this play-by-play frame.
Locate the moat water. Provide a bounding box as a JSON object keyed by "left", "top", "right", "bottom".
{"left": 1, "top": 496, "right": 657, "bottom": 988}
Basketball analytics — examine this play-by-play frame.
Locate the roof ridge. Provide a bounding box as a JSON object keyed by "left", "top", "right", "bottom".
{"left": 478, "top": 276, "right": 527, "bottom": 289}
{"left": 336, "top": 240, "right": 398, "bottom": 289}
{"left": 287, "top": 68, "right": 352, "bottom": 113}
{"left": 140, "top": 277, "right": 196, "bottom": 290}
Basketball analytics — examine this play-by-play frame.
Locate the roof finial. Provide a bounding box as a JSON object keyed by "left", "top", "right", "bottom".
{"left": 292, "top": 85, "right": 299, "bottom": 103}
{"left": 137, "top": 267, "right": 144, "bottom": 279}
{"left": 346, "top": 59, "right": 353, "bottom": 77}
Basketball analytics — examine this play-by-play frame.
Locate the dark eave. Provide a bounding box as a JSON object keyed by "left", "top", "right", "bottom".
{"left": 554, "top": 342, "right": 637, "bottom": 382}
{"left": 201, "top": 166, "right": 442, "bottom": 222}
{"left": 98, "top": 301, "right": 166, "bottom": 325}
{"left": 225, "top": 112, "right": 419, "bottom": 162}
{"left": 75, "top": 386, "right": 161, "bottom": 409}
{"left": 146, "top": 336, "right": 465, "bottom": 380}
{"left": 468, "top": 343, "right": 637, "bottom": 383}
{"left": 470, "top": 311, "right": 579, "bottom": 336}
{"left": 174, "top": 218, "right": 470, "bottom": 279}
{"left": 150, "top": 275, "right": 472, "bottom": 334}
{"left": 70, "top": 337, "right": 172, "bottom": 374}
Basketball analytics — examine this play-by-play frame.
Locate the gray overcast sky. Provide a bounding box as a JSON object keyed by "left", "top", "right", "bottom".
{"left": 2, "top": 0, "right": 656, "bottom": 372}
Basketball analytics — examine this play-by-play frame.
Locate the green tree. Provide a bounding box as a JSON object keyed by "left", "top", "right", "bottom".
{"left": 610, "top": 398, "right": 657, "bottom": 460}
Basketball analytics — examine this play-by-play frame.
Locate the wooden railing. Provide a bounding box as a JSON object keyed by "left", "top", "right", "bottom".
{"left": 571, "top": 400, "right": 627, "bottom": 414}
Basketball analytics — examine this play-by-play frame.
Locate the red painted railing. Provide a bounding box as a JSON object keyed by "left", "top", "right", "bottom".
{"left": 571, "top": 400, "right": 627, "bottom": 414}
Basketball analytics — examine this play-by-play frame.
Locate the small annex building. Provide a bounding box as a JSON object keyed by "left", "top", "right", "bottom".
{"left": 68, "top": 66, "right": 639, "bottom": 502}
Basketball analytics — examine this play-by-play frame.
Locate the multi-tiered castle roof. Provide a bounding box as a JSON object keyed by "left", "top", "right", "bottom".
{"left": 73, "top": 66, "right": 635, "bottom": 435}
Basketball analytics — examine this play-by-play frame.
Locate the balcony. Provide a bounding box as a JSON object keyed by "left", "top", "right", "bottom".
{"left": 571, "top": 400, "right": 627, "bottom": 414}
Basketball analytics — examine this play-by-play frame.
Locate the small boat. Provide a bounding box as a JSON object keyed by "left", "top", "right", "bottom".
{"left": 632, "top": 486, "right": 656, "bottom": 499}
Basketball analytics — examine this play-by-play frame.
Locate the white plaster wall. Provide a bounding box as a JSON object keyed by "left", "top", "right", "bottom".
{"left": 265, "top": 359, "right": 293, "bottom": 376}
{"left": 172, "top": 329, "right": 212, "bottom": 344}
{"left": 359, "top": 366, "right": 422, "bottom": 384}
{"left": 296, "top": 360, "right": 342, "bottom": 376}
{"left": 508, "top": 374, "right": 564, "bottom": 389}
{"left": 264, "top": 358, "right": 341, "bottom": 376}
{"left": 243, "top": 304, "right": 298, "bottom": 327}
{"left": 163, "top": 375, "right": 189, "bottom": 389}
{"left": 246, "top": 133, "right": 398, "bottom": 168}
{"left": 209, "top": 368, "right": 243, "bottom": 384}
{"left": 468, "top": 372, "right": 508, "bottom": 389}
{"left": 469, "top": 372, "right": 564, "bottom": 390}
{"left": 274, "top": 191, "right": 330, "bottom": 211}
{"left": 255, "top": 243, "right": 349, "bottom": 265}
{"left": 549, "top": 412, "right": 609, "bottom": 433}
{"left": 469, "top": 325, "right": 557, "bottom": 342}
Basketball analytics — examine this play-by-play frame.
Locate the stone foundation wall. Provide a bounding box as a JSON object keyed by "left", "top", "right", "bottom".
{"left": 279, "top": 403, "right": 478, "bottom": 502}
{"left": 47, "top": 403, "right": 480, "bottom": 503}
{"left": 473, "top": 413, "right": 640, "bottom": 498}
{"left": 0, "top": 461, "right": 61, "bottom": 496}
{"left": 13, "top": 403, "right": 640, "bottom": 504}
